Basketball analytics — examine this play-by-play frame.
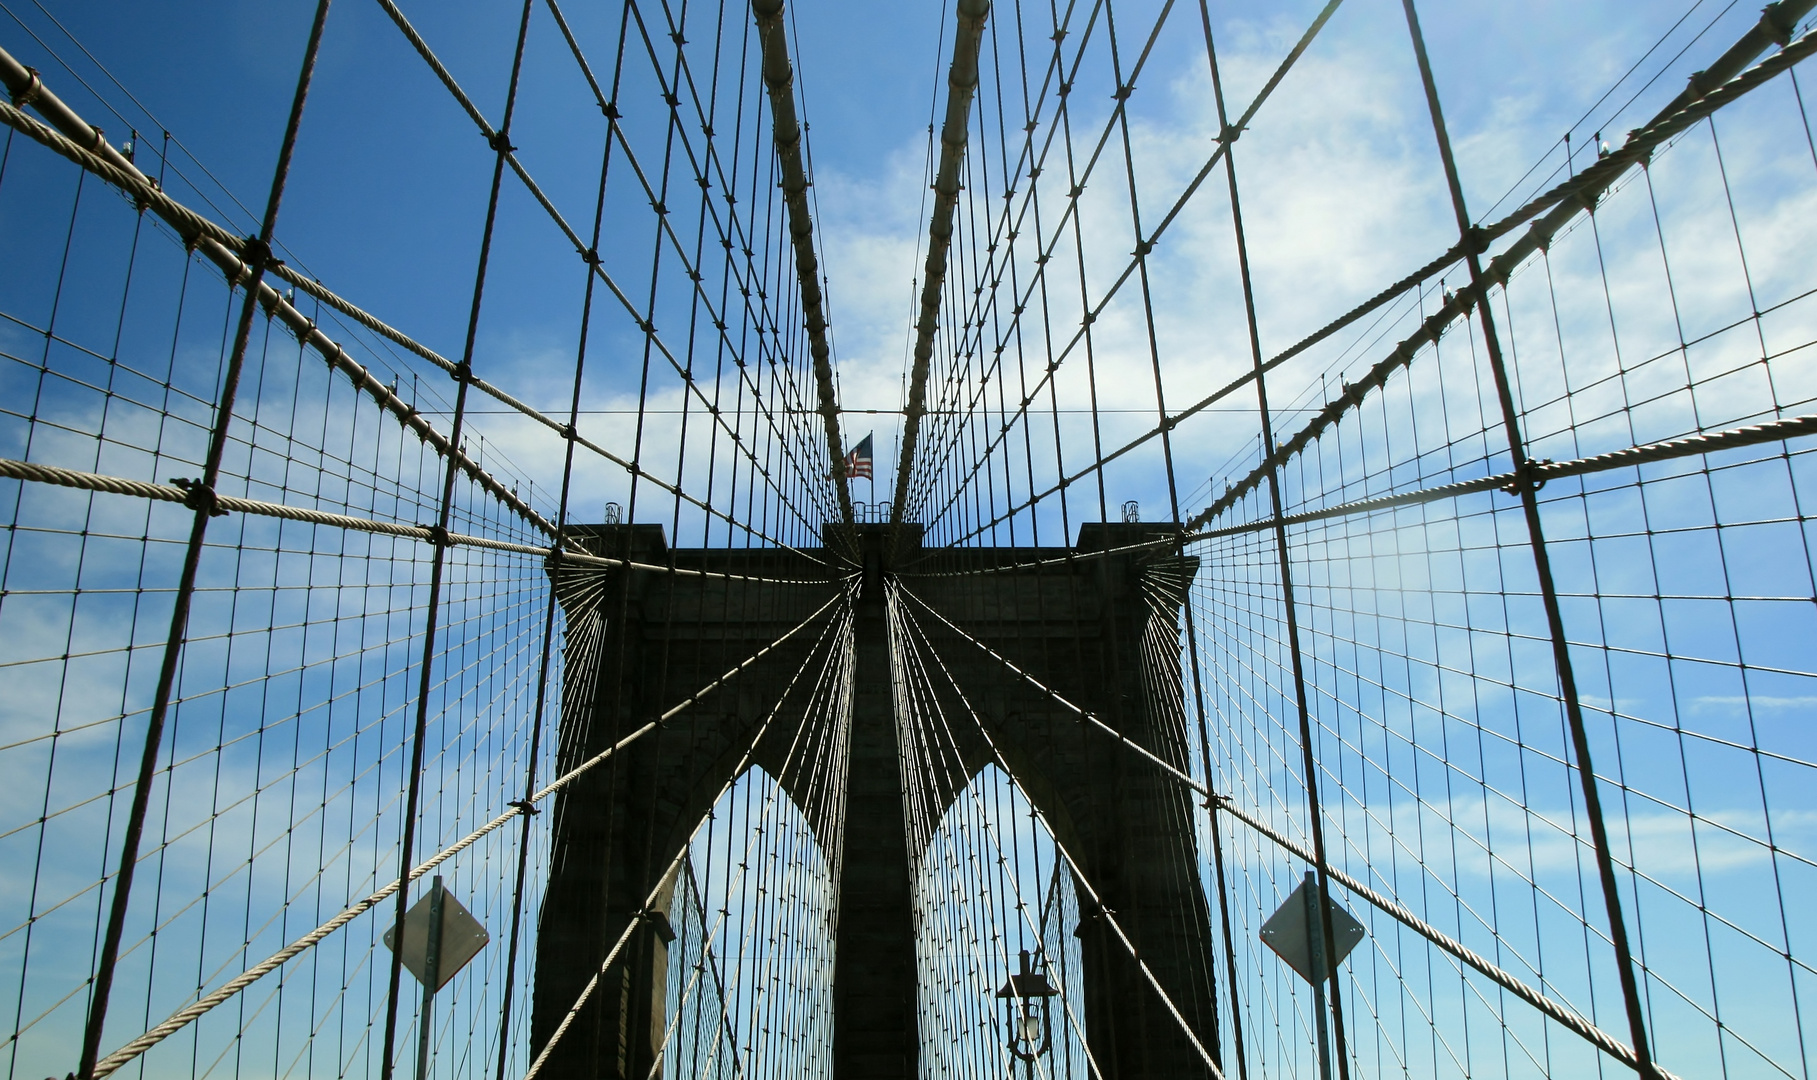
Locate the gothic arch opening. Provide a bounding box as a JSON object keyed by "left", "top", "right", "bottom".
{"left": 911, "top": 764, "right": 1091, "bottom": 1080}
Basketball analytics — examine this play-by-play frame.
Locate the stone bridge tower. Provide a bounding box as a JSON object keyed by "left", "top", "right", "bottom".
{"left": 528, "top": 522, "right": 1221, "bottom": 1080}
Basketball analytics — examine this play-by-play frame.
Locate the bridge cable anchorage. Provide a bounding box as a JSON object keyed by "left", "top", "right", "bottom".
{"left": 83, "top": 593, "right": 845, "bottom": 1079}
{"left": 891, "top": 0, "right": 991, "bottom": 527}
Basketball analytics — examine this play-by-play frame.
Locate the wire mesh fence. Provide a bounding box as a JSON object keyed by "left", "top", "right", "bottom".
{"left": 1, "top": 0, "right": 1814, "bottom": 1079}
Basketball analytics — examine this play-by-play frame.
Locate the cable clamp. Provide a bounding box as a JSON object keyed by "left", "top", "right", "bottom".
{"left": 636, "top": 908, "right": 677, "bottom": 944}
{"left": 423, "top": 524, "right": 452, "bottom": 547}
{"left": 1500, "top": 459, "right": 1554, "bottom": 496}
{"left": 11, "top": 66, "right": 43, "bottom": 109}
{"left": 1218, "top": 122, "right": 1242, "bottom": 145}
{"left": 560, "top": 422, "right": 577, "bottom": 441}
{"left": 603, "top": 102, "right": 621, "bottom": 120}
{"left": 1073, "top": 900, "right": 1115, "bottom": 938}
{"left": 507, "top": 799, "right": 541, "bottom": 815}
{"left": 242, "top": 235, "right": 273, "bottom": 270}
{"left": 1762, "top": 1, "right": 1797, "bottom": 46}
{"left": 452, "top": 361, "right": 472, "bottom": 384}
{"left": 170, "top": 478, "right": 228, "bottom": 517}
{"left": 487, "top": 131, "right": 516, "bottom": 154}
{"left": 582, "top": 247, "right": 601, "bottom": 266}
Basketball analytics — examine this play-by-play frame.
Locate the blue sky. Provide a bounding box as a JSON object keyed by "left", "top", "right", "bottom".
{"left": 3, "top": 0, "right": 1784, "bottom": 530}
{"left": 3, "top": 3, "right": 1816, "bottom": 1080}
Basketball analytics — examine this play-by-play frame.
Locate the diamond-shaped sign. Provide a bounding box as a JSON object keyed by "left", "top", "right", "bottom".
{"left": 1259, "top": 877, "right": 1365, "bottom": 985}
{"left": 383, "top": 882, "right": 489, "bottom": 992}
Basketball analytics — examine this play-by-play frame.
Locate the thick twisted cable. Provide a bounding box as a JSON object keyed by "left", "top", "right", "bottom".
{"left": 84, "top": 591, "right": 842, "bottom": 1078}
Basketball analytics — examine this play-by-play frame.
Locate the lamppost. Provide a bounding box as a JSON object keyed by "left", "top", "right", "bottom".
{"left": 996, "top": 948, "right": 1060, "bottom": 1071}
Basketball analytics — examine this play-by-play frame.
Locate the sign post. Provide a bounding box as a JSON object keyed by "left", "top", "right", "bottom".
{"left": 1260, "top": 871, "right": 1366, "bottom": 1080}
{"left": 383, "top": 876, "right": 490, "bottom": 1080}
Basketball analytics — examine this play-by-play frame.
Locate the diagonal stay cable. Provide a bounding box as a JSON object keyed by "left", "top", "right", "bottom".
{"left": 0, "top": 456, "right": 845, "bottom": 584}
{"left": 895, "top": 575, "right": 1681, "bottom": 1078}
{"left": 891, "top": 583, "right": 1225, "bottom": 1080}
{"left": 905, "top": 0, "right": 1224, "bottom": 520}
{"left": 367, "top": 0, "right": 837, "bottom": 540}
{"left": 1209, "top": 796, "right": 1682, "bottom": 1080}
{"left": 74, "top": 5, "right": 334, "bottom": 1072}
{"left": 939, "top": 12, "right": 1817, "bottom": 545}
{"left": 0, "top": 87, "right": 553, "bottom": 536}
{"left": 0, "top": 86, "right": 838, "bottom": 562}
{"left": 81, "top": 589, "right": 845, "bottom": 1079}
{"left": 1182, "top": 23, "right": 1817, "bottom": 537}
{"left": 893, "top": 580, "right": 1206, "bottom": 791}
{"left": 1181, "top": 409, "right": 1817, "bottom": 543}
{"left": 524, "top": 591, "right": 852, "bottom": 1080}
{"left": 898, "top": 534, "right": 1179, "bottom": 577}
{"left": 908, "top": 0, "right": 1344, "bottom": 527}
{"left": 553, "top": 0, "right": 844, "bottom": 529}
{"left": 1177, "top": 21, "right": 1817, "bottom": 534}
{"left": 924, "top": 1, "right": 1811, "bottom": 531}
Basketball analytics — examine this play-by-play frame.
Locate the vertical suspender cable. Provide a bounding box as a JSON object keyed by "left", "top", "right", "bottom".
{"left": 488, "top": 3, "right": 636, "bottom": 1071}
{"left": 379, "top": 3, "right": 538, "bottom": 1077}
{"left": 1198, "top": 5, "right": 1355, "bottom": 1078}
{"left": 1397, "top": 3, "right": 1659, "bottom": 1074}
{"left": 75, "top": 4, "right": 335, "bottom": 1075}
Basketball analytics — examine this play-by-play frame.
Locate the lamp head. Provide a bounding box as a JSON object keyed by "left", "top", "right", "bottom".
{"left": 996, "top": 950, "right": 1060, "bottom": 1061}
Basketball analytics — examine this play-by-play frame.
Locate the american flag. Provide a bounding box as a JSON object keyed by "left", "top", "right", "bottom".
{"left": 844, "top": 434, "right": 873, "bottom": 480}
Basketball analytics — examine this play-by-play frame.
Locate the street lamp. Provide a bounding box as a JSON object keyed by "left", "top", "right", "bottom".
{"left": 996, "top": 948, "right": 1060, "bottom": 1062}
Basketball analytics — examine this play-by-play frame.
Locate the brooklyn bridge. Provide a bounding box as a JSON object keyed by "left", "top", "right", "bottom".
{"left": 1, "top": 1, "right": 1814, "bottom": 1078}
